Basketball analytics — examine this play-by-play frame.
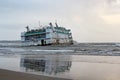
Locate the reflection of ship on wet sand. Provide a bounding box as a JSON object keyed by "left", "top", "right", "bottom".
{"left": 20, "top": 54, "right": 72, "bottom": 75}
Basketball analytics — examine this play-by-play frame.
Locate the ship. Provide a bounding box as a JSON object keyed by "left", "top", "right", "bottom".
{"left": 21, "top": 22, "right": 73, "bottom": 46}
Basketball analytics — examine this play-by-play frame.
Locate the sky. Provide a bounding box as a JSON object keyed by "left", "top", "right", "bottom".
{"left": 0, "top": 0, "right": 120, "bottom": 42}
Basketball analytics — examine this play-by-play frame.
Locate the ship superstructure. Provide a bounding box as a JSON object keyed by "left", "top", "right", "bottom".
{"left": 21, "top": 22, "right": 73, "bottom": 46}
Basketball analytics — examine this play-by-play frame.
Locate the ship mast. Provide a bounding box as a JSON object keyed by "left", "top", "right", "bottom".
{"left": 55, "top": 22, "right": 59, "bottom": 44}
{"left": 26, "top": 25, "right": 30, "bottom": 32}
{"left": 38, "top": 21, "right": 42, "bottom": 29}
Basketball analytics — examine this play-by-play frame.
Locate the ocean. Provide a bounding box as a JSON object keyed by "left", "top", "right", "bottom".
{"left": 0, "top": 41, "right": 120, "bottom": 80}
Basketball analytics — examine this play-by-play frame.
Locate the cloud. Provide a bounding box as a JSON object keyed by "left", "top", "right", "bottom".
{"left": 0, "top": 0, "right": 120, "bottom": 42}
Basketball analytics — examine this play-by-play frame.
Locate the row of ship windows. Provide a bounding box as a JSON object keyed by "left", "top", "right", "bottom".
{"left": 24, "top": 31, "right": 71, "bottom": 36}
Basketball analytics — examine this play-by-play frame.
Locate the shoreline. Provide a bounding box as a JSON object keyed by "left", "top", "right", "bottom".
{"left": 0, "top": 69, "right": 72, "bottom": 80}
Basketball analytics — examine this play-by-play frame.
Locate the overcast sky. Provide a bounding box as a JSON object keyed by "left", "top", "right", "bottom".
{"left": 0, "top": 0, "right": 120, "bottom": 42}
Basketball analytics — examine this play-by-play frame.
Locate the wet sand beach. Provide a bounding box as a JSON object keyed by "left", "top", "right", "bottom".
{"left": 0, "top": 69, "right": 72, "bottom": 80}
